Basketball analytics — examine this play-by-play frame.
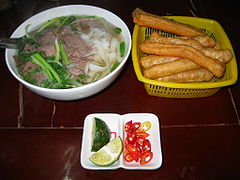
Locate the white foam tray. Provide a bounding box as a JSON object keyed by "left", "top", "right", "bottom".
{"left": 80, "top": 113, "right": 162, "bottom": 170}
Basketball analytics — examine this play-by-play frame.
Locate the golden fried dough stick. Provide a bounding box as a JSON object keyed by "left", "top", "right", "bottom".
{"left": 147, "top": 32, "right": 232, "bottom": 63}
{"left": 193, "top": 36, "right": 216, "bottom": 48}
{"left": 156, "top": 68, "right": 214, "bottom": 82}
{"left": 133, "top": 8, "right": 205, "bottom": 37}
{"left": 140, "top": 55, "right": 178, "bottom": 69}
{"left": 200, "top": 48, "right": 232, "bottom": 63}
{"left": 143, "top": 59, "right": 200, "bottom": 79}
{"left": 140, "top": 42, "right": 225, "bottom": 78}
{"left": 212, "top": 40, "right": 222, "bottom": 50}
{"left": 147, "top": 32, "right": 204, "bottom": 48}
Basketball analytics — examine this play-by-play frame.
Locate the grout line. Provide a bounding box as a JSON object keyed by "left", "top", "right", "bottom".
{"left": 50, "top": 101, "right": 56, "bottom": 127}
{"left": 0, "top": 123, "right": 239, "bottom": 130}
{"left": 228, "top": 89, "right": 240, "bottom": 125}
{"left": 188, "top": 0, "right": 198, "bottom": 17}
{"left": 17, "top": 83, "right": 23, "bottom": 128}
{"left": 0, "top": 127, "right": 84, "bottom": 130}
{"left": 189, "top": 0, "right": 198, "bottom": 11}
{"left": 161, "top": 122, "right": 239, "bottom": 128}
{"left": 189, "top": 9, "right": 197, "bottom": 17}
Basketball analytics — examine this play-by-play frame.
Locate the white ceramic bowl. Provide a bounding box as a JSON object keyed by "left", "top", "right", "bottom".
{"left": 5, "top": 5, "right": 131, "bottom": 101}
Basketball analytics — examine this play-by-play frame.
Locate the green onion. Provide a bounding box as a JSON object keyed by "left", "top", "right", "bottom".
{"left": 113, "top": 27, "right": 122, "bottom": 34}
{"left": 93, "top": 16, "right": 122, "bottom": 36}
{"left": 31, "top": 54, "right": 54, "bottom": 81}
{"left": 54, "top": 39, "right": 60, "bottom": 62}
{"left": 119, "top": 42, "right": 125, "bottom": 57}
{"left": 55, "top": 16, "right": 76, "bottom": 32}
{"left": 37, "top": 17, "right": 60, "bottom": 33}
{"left": 31, "top": 52, "right": 61, "bottom": 83}
{"left": 59, "top": 42, "right": 70, "bottom": 65}
{"left": 110, "top": 61, "right": 120, "bottom": 72}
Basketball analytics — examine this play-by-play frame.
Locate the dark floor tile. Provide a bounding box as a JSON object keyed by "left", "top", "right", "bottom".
{"left": 122, "top": 66, "right": 238, "bottom": 127}
{"left": 0, "top": 129, "right": 82, "bottom": 180}
{"left": 0, "top": 51, "right": 19, "bottom": 127}
{"left": 52, "top": 63, "right": 239, "bottom": 128}
{"left": 159, "top": 125, "right": 240, "bottom": 180}
{"left": 52, "top": 62, "right": 146, "bottom": 127}
{"left": 132, "top": 87, "right": 238, "bottom": 127}
{"left": 0, "top": 126, "right": 239, "bottom": 180}
{"left": 21, "top": 88, "right": 54, "bottom": 127}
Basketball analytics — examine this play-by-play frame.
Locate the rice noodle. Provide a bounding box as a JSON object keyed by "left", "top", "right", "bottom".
{"left": 79, "top": 25, "right": 123, "bottom": 80}
{"left": 88, "top": 63, "right": 107, "bottom": 72}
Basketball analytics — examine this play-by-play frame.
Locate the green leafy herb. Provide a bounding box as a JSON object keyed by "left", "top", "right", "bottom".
{"left": 113, "top": 27, "right": 122, "bottom": 34}
{"left": 36, "top": 17, "right": 60, "bottom": 33}
{"left": 110, "top": 61, "right": 120, "bottom": 72}
{"left": 30, "top": 52, "right": 61, "bottom": 83}
{"left": 59, "top": 42, "right": 70, "bottom": 65}
{"left": 54, "top": 39, "right": 60, "bottom": 62}
{"left": 119, "top": 42, "right": 125, "bottom": 57}
{"left": 79, "top": 74, "right": 86, "bottom": 79}
{"left": 56, "top": 16, "right": 76, "bottom": 32}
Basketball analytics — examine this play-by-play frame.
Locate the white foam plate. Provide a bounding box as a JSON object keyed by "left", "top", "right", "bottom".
{"left": 80, "top": 113, "right": 162, "bottom": 170}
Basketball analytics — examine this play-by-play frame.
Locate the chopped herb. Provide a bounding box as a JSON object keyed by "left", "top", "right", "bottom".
{"left": 79, "top": 74, "right": 86, "bottom": 79}
{"left": 119, "top": 42, "right": 125, "bottom": 57}
{"left": 59, "top": 42, "right": 70, "bottom": 65}
{"left": 110, "top": 61, "right": 120, "bottom": 72}
{"left": 113, "top": 27, "right": 122, "bottom": 34}
{"left": 31, "top": 52, "right": 61, "bottom": 83}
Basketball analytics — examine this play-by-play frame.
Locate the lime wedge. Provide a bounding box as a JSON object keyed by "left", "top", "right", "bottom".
{"left": 91, "top": 117, "right": 111, "bottom": 152}
{"left": 90, "top": 136, "right": 123, "bottom": 166}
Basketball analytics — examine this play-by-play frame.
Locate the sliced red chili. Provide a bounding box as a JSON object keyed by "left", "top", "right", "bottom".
{"left": 141, "top": 139, "right": 151, "bottom": 153}
{"left": 125, "top": 120, "right": 132, "bottom": 133}
{"left": 131, "top": 151, "right": 140, "bottom": 162}
{"left": 140, "top": 151, "right": 153, "bottom": 165}
{"left": 124, "top": 153, "right": 133, "bottom": 162}
{"left": 135, "top": 136, "right": 145, "bottom": 147}
{"left": 126, "top": 133, "right": 137, "bottom": 144}
{"left": 132, "top": 122, "right": 141, "bottom": 131}
{"left": 135, "top": 131, "right": 149, "bottom": 138}
{"left": 124, "top": 120, "right": 153, "bottom": 165}
{"left": 125, "top": 143, "right": 140, "bottom": 153}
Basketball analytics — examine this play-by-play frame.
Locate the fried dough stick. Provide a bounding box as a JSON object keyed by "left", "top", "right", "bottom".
{"left": 140, "top": 55, "right": 178, "bottom": 69}
{"left": 200, "top": 48, "right": 232, "bottom": 64}
{"left": 156, "top": 68, "right": 214, "bottom": 82}
{"left": 132, "top": 8, "right": 216, "bottom": 48}
{"left": 147, "top": 32, "right": 232, "bottom": 63}
{"left": 143, "top": 58, "right": 200, "bottom": 79}
{"left": 133, "top": 8, "right": 205, "bottom": 37}
{"left": 147, "top": 32, "right": 203, "bottom": 48}
{"left": 140, "top": 42, "right": 225, "bottom": 78}
{"left": 193, "top": 36, "right": 217, "bottom": 49}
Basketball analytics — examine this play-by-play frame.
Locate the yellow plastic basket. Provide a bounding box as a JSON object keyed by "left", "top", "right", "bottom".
{"left": 132, "top": 16, "right": 238, "bottom": 98}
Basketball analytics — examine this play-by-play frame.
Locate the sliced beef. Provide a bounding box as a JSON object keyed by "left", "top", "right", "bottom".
{"left": 57, "top": 25, "right": 93, "bottom": 76}
{"left": 59, "top": 32, "right": 92, "bottom": 61}
{"left": 72, "top": 18, "right": 105, "bottom": 33}
{"left": 68, "top": 66, "right": 83, "bottom": 76}
{"left": 37, "top": 30, "right": 56, "bottom": 45}
{"left": 38, "top": 45, "right": 56, "bottom": 57}
{"left": 24, "top": 43, "right": 37, "bottom": 51}
{"left": 21, "top": 61, "right": 47, "bottom": 84}
{"left": 57, "top": 25, "right": 73, "bottom": 36}
{"left": 21, "top": 61, "right": 39, "bottom": 74}
{"left": 68, "top": 59, "right": 90, "bottom": 76}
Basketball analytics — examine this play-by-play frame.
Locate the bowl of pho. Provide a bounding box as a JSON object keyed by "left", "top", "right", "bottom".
{"left": 5, "top": 5, "right": 131, "bottom": 100}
